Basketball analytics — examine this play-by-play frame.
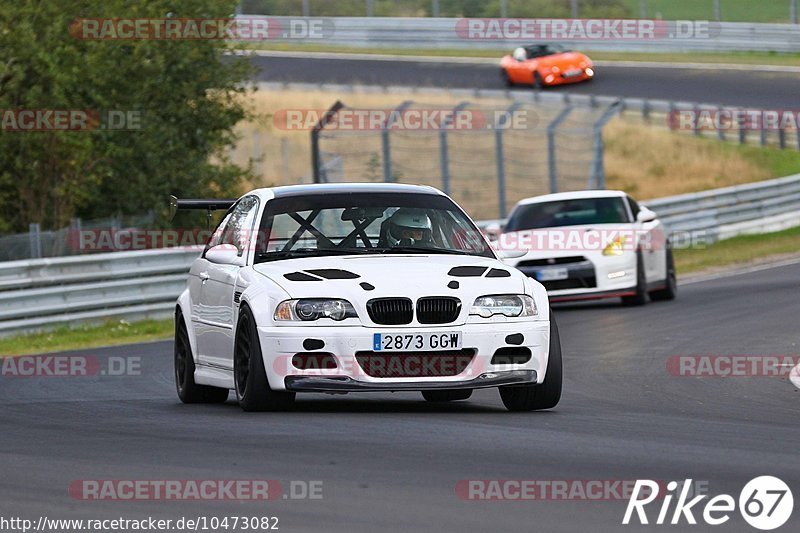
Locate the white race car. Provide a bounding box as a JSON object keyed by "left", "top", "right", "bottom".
{"left": 173, "top": 183, "right": 561, "bottom": 412}
{"left": 496, "top": 190, "right": 676, "bottom": 305}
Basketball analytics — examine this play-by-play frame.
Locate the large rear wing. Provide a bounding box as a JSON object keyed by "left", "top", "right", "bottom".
{"left": 169, "top": 195, "right": 237, "bottom": 227}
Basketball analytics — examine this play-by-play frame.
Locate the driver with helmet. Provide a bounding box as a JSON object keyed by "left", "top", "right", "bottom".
{"left": 383, "top": 208, "right": 434, "bottom": 248}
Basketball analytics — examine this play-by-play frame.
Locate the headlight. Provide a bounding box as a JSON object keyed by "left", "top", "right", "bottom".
{"left": 274, "top": 299, "right": 358, "bottom": 322}
{"left": 470, "top": 295, "right": 537, "bottom": 318}
{"left": 602, "top": 236, "right": 626, "bottom": 256}
{"left": 585, "top": 67, "right": 594, "bottom": 77}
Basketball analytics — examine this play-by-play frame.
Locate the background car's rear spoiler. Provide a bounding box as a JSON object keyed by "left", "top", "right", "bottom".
{"left": 169, "top": 195, "right": 237, "bottom": 227}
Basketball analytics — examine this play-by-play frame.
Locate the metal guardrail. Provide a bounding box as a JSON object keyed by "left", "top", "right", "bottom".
{"left": 237, "top": 16, "right": 800, "bottom": 53}
{"left": 475, "top": 173, "right": 800, "bottom": 242}
{"left": 1, "top": 174, "right": 799, "bottom": 338}
{"left": 0, "top": 248, "right": 201, "bottom": 337}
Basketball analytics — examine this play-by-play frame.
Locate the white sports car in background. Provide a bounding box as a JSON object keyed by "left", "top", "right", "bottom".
{"left": 173, "top": 183, "right": 561, "bottom": 412}
{"left": 496, "top": 190, "right": 677, "bottom": 305}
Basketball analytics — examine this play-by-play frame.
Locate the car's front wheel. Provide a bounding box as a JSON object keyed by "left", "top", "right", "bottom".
{"left": 234, "top": 305, "right": 295, "bottom": 412}
{"left": 499, "top": 312, "right": 562, "bottom": 412}
{"left": 174, "top": 310, "right": 229, "bottom": 404}
{"left": 621, "top": 252, "right": 648, "bottom": 306}
{"left": 649, "top": 247, "right": 677, "bottom": 301}
{"left": 422, "top": 389, "right": 473, "bottom": 402}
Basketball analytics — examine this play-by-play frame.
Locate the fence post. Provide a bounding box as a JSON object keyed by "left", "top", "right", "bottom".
{"left": 281, "top": 137, "right": 290, "bottom": 185}
{"left": 713, "top": 0, "right": 721, "bottom": 20}
{"left": 590, "top": 101, "right": 623, "bottom": 190}
{"left": 738, "top": 110, "right": 747, "bottom": 145}
{"left": 381, "top": 100, "right": 413, "bottom": 183}
{"left": 793, "top": 0, "right": 798, "bottom": 24}
{"left": 500, "top": 0, "right": 508, "bottom": 17}
{"left": 495, "top": 102, "right": 523, "bottom": 218}
{"left": 29, "top": 223, "right": 42, "bottom": 259}
{"left": 252, "top": 130, "right": 262, "bottom": 178}
{"left": 640, "top": 0, "right": 647, "bottom": 18}
{"left": 302, "top": 0, "right": 310, "bottom": 16}
{"left": 311, "top": 100, "right": 344, "bottom": 184}
{"left": 570, "top": 0, "right": 578, "bottom": 18}
{"left": 717, "top": 105, "right": 726, "bottom": 142}
{"left": 760, "top": 111, "right": 767, "bottom": 146}
{"left": 439, "top": 102, "right": 470, "bottom": 196}
{"left": 547, "top": 106, "right": 573, "bottom": 194}
{"left": 366, "top": 0, "right": 374, "bottom": 17}
{"left": 432, "top": 0, "right": 439, "bottom": 17}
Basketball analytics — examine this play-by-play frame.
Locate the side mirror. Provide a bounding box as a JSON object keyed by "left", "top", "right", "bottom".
{"left": 494, "top": 248, "right": 527, "bottom": 260}
{"left": 205, "top": 244, "right": 245, "bottom": 266}
{"left": 637, "top": 207, "right": 657, "bottom": 223}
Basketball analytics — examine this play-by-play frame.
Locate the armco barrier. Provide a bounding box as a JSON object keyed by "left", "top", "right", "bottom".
{"left": 1, "top": 175, "right": 799, "bottom": 337}
{"left": 0, "top": 248, "right": 201, "bottom": 338}
{"left": 236, "top": 17, "right": 800, "bottom": 53}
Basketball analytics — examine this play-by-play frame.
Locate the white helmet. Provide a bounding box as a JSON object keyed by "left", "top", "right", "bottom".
{"left": 387, "top": 208, "right": 433, "bottom": 247}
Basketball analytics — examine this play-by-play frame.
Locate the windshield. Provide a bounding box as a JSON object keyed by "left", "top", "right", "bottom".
{"left": 505, "top": 197, "right": 631, "bottom": 231}
{"left": 254, "top": 192, "right": 494, "bottom": 263}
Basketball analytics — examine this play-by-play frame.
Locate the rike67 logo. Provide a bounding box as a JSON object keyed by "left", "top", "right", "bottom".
{"left": 623, "top": 476, "right": 793, "bottom": 530}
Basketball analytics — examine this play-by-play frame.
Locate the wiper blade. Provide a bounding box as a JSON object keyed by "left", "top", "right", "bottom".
{"left": 373, "top": 246, "right": 471, "bottom": 255}
{"left": 256, "top": 248, "right": 370, "bottom": 262}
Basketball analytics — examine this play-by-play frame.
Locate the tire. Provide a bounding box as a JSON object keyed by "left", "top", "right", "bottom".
{"left": 621, "top": 252, "right": 648, "bottom": 306}
{"left": 499, "top": 311, "right": 562, "bottom": 412}
{"left": 174, "top": 310, "right": 229, "bottom": 404}
{"left": 500, "top": 69, "right": 513, "bottom": 88}
{"left": 533, "top": 71, "right": 544, "bottom": 90}
{"left": 234, "top": 306, "right": 295, "bottom": 412}
{"left": 650, "top": 247, "right": 677, "bottom": 301}
{"left": 422, "top": 389, "right": 473, "bottom": 402}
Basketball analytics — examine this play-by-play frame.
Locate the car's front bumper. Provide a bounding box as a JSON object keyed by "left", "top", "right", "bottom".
{"left": 257, "top": 320, "right": 550, "bottom": 392}
{"left": 285, "top": 370, "right": 537, "bottom": 392}
{"left": 515, "top": 253, "right": 637, "bottom": 302}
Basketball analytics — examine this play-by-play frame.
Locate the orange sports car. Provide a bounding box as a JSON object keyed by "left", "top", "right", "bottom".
{"left": 500, "top": 44, "right": 594, "bottom": 89}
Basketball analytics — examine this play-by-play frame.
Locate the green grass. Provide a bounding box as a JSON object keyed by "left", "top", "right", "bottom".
{"left": 624, "top": 0, "right": 793, "bottom": 23}
{"left": 675, "top": 225, "right": 800, "bottom": 273}
{"left": 0, "top": 319, "right": 173, "bottom": 357}
{"left": 733, "top": 143, "right": 800, "bottom": 179}
{"left": 241, "top": 43, "right": 800, "bottom": 67}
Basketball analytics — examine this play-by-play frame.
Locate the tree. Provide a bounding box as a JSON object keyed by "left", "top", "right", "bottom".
{"left": 0, "top": 0, "right": 253, "bottom": 232}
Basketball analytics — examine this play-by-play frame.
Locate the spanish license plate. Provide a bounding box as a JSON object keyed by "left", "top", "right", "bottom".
{"left": 536, "top": 268, "right": 569, "bottom": 281}
{"left": 563, "top": 69, "right": 583, "bottom": 78}
{"left": 373, "top": 332, "right": 462, "bottom": 352}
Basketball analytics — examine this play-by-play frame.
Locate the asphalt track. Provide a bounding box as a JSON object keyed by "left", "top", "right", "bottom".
{"left": 250, "top": 54, "right": 800, "bottom": 108}
{"left": 2, "top": 261, "right": 798, "bottom": 533}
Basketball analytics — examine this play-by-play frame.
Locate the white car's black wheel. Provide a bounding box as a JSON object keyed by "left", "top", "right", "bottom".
{"left": 650, "top": 248, "right": 677, "bottom": 301}
{"left": 422, "top": 389, "right": 473, "bottom": 402}
{"left": 234, "top": 306, "right": 295, "bottom": 412}
{"left": 174, "top": 310, "right": 229, "bottom": 404}
{"left": 621, "top": 252, "right": 648, "bottom": 306}
{"left": 499, "top": 312, "right": 562, "bottom": 412}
